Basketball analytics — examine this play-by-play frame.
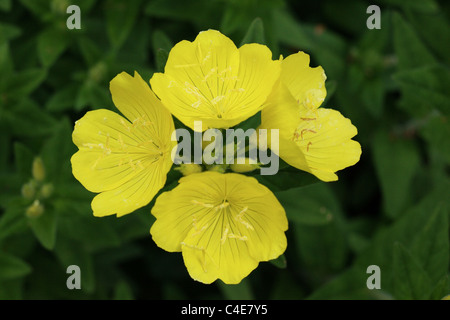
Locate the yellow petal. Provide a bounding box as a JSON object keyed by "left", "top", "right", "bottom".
{"left": 71, "top": 71, "right": 176, "bottom": 217}
{"left": 281, "top": 52, "right": 327, "bottom": 110}
{"left": 150, "top": 172, "right": 288, "bottom": 284}
{"left": 91, "top": 159, "right": 168, "bottom": 217}
{"left": 150, "top": 30, "right": 280, "bottom": 131}
{"left": 264, "top": 105, "right": 361, "bottom": 181}
{"left": 110, "top": 71, "right": 175, "bottom": 148}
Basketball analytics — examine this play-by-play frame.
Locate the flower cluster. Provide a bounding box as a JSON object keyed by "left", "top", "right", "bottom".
{"left": 71, "top": 30, "right": 361, "bottom": 284}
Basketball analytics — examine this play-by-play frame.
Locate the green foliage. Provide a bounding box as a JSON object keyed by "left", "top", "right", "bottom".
{"left": 0, "top": 0, "right": 448, "bottom": 300}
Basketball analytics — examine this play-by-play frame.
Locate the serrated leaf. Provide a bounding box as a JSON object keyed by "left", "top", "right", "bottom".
{"left": 393, "top": 242, "right": 432, "bottom": 300}
{"left": 410, "top": 204, "right": 448, "bottom": 284}
{"left": 372, "top": 130, "right": 420, "bottom": 218}
{"left": 240, "top": 18, "right": 266, "bottom": 46}
{"left": 394, "top": 65, "right": 450, "bottom": 116}
{"left": 392, "top": 13, "right": 436, "bottom": 70}
{"left": 0, "top": 251, "right": 32, "bottom": 280}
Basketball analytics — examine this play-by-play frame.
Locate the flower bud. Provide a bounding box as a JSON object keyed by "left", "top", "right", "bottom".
{"left": 40, "top": 183, "right": 54, "bottom": 199}
{"left": 230, "top": 162, "right": 260, "bottom": 173}
{"left": 21, "top": 181, "right": 36, "bottom": 200}
{"left": 175, "top": 163, "right": 203, "bottom": 176}
{"left": 26, "top": 200, "right": 44, "bottom": 218}
{"left": 206, "top": 164, "right": 228, "bottom": 173}
{"left": 32, "top": 157, "right": 46, "bottom": 182}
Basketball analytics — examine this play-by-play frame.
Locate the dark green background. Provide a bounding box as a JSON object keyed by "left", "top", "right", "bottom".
{"left": 0, "top": 0, "right": 449, "bottom": 300}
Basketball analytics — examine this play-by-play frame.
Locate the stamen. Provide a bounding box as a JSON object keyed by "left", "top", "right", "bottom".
{"left": 191, "top": 200, "right": 215, "bottom": 208}
{"left": 235, "top": 206, "right": 254, "bottom": 230}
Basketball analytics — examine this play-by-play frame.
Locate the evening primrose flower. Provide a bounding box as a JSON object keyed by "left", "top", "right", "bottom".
{"left": 71, "top": 71, "right": 176, "bottom": 217}
{"left": 260, "top": 52, "right": 361, "bottom": 181}
{"left": 150, "top": 172, "right": 288, "bottom": 284}
{"left": 150, "top": 29, "right": 280, "bottom": 131}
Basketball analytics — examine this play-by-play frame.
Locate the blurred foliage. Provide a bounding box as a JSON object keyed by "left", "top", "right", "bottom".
{"left": 0, "top": 0, "right": 449, "bottom": 300}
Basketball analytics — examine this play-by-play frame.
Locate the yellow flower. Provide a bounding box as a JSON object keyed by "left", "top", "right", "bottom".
{"left": 260, "top": 52, "right": 361, "bottom": 181}
{"left": 150, "top": 29, "right": 280, "bottom": 131}
{"left": 71, "top": 71, "right": 176, "bottom": 217}
{"left": 150, "top": 172, "right": 288, "bottom": 284}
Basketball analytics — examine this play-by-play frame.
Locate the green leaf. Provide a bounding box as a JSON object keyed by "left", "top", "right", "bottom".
{"left": 372, "top": 130, "right": 420, "bottom": 218}
{"left": 378, "top": 0, "right": 439, "bottom": 13}
{"left": 14, "top": 142, "right": 34, "bottom": 181}
{"left": 307, "top": 267, "right": 384, "bottom": 300}
{"left": 46, "top": 84, "right": 78, "bottom": 112}
{"left": 77, "top": 37, "right": 103, "bottom": 67}
{"left": 152, "top": 30, "right": 173, "bottom": 52}
{"left": 394, "top": 65, "right": 450, "bottom": 116}
{"left": 0, "top": 251, "right": 32, "bottom": 281}
{"left": 361, "top": 76, "right": 385, "bottom": 118}
{"left": 254, "top": 168, "right": 319, "bottom": 192}
{"left": 0, "top": 0, "right": 11, "bottom": 11}
{"left": 269, "top": 254, "right": 287, "bottom": 269}
{"left": 240, "top": 18, "right": 266, "bottom": 46}
{"left": 0, "top": 23, "right": 21, "bottom": 45}
{"left": 429, "top": 275, "right": 449, "bottom": 300}
{"left": 105, "top": 0, "right": 141, "bottom": 49}
{"left": 289, "top": 184, "right": 348, "bottom": 275}
{"left": 3, "top": 68, "right": 47, "bottom": 97}
{"left": 409, "top": 204, "right": 448, "bottom": 284}
{"left": 4, "top": 99, "right": 56, "bottom": 136}
{"left": 41, "top": 118, "right": 76, "bottom": 183}
{"left": 272, "top": 9, "right": 314, "bottom": 51}
{"left": 406, "top": 9, "right": 450, "bottom": 64}
{"left": 18, "top": 0, "right": 49, "bottom": 17}
{"left": 420, "top": 115, "right": 450, "bottom": 164}
{"left": 37, "top": 28, "right": 70, "bottom": 67}
{"left": 217, "top": 278, "right": 254, "bottom": 300}
{"left": 113, "top": 281, "right": 134, "bottom": 300}
{"left": 393, "top": 242, "right": 432, "bottom": 300}
{"left": 275, "top": 186, "right": 334, "bottom": 226}
{"left": 155, "top": 48, "right": 169, "bottom": 73}
{"left": 28, "top": 208, "right": 57, "bottom": 250}
{"left": 392, "top": 13, "right": 436, "bottom": 70}
{"left": 55, "top": 238, "right": 96, "bottom": 294}
{"left": 0, "top": 198, "right": 27, "bottom": 241}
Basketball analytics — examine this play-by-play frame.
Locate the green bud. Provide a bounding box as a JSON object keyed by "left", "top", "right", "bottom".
{"left": 32, "top": 157, "right": 46, "bottom": 182}
{"left": 230, "top": 159, "right": 260, "bottom": 173}
{"left": 40, "top": 183, "right": 54, "bottom": 199}
{"left": 21, "top": 181, "right": 36, "bottom": 200}
{"left": 26, "top": 200, "right": 44, "bottom": 218}
{"left": 206, "top": 164, "right": 228, "bottom": 173}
